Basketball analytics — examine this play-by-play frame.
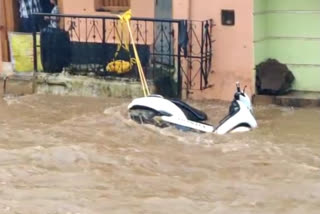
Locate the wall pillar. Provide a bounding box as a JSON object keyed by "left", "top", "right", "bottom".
{"left": 172, "top": 0, "right": 190, "bottom": 19}
{"left": 174, "top": 0, "right": 254, "bottom": 101}
{"left": 0, "top": 27, "right": 3, "bottom": 73}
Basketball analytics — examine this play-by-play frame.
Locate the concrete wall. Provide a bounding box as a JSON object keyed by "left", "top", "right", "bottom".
{"left": 36, "top": 73, "right": 156, "bottom": 98}
{"left": 254, "top": 0, "right": 320, "bottom": 92}
{"left": 174, "top": 0, "right": 254, "bottom": 101}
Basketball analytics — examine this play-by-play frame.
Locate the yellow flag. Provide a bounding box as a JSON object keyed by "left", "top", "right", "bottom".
{"left": 118, "top": 9, "right": 132, "bottom": 23}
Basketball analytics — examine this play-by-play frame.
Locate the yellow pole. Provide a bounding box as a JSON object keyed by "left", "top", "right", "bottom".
{"left": 119, "top": 10, "right": 150, "bottom": 96}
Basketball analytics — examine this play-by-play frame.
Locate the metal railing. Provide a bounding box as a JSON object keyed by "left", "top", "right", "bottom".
{"left": 32, "top": 13, "right": 213, "bottom": 97}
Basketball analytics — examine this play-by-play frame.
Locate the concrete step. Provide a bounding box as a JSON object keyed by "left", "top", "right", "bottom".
{"left": 253, "top": 91, "right": 320, "bottom": 107}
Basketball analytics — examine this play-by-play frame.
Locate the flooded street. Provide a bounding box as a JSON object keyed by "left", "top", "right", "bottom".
{"left": 0, "top": 94, "right": 319, "bottom": 214}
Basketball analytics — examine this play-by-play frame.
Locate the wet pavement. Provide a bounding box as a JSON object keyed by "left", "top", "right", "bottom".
{"left": 0, "top": 94, "right": 319, "bottom": 214}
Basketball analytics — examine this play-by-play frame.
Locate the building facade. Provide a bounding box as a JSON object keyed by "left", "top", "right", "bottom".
{"left": 254, "top": 0, "right": 320, "bottom": 92}
{"left": 58, "top": 0, "right": 254, "bottom": 101}
{"left": 1, "top": 0, "right": 318, "bottom": 100}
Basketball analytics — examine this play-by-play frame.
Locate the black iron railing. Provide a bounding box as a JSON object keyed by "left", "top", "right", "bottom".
{"left": 32, "top": 13, "right": 213, "bottom": 98}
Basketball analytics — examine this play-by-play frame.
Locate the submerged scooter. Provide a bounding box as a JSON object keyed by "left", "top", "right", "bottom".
{"left": 128, "top": 82, "right": 258, "bottom": 135}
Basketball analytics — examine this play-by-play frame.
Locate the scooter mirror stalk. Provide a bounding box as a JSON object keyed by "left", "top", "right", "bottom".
{"left": 243, "top": 85, "right": 247, "bottom": 93}
{"left": 236, "top": 82, "right": 241, "bottom": 92}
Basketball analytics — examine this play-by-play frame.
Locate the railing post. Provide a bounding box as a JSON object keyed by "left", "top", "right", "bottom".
{"left": 204, "top": 20, "right": 212, "bottom": 89}
{"left": 32, "top": 14, "right": 38, "bottom": 93}
{"left": 200, "top": 21, "right": 204, "bottom": 90}
{"left": 177, "top": 21, "right": 182, "bottom": 99}
{"left": 102, "top": 18, "right": 106, "bottom": 44}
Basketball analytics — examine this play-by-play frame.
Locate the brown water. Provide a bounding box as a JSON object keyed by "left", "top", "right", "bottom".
{"left": 0, "top": 94, "right": 319, "bottom": 214}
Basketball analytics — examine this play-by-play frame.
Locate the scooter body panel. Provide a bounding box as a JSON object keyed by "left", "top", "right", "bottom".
{"left": 128, "top": 96, "right": 187, "bottom": 119}
{"left": 214, "top": 101, "right": 257, "bottom": 135}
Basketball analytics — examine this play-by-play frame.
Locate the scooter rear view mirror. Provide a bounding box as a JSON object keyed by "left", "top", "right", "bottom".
{"left": 243, "top": 85, "right": 247, "bottom": 94}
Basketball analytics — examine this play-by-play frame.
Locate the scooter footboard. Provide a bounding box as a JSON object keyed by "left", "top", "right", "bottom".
{"left": 161, "top": 116, "right": 215, "bottom": 133}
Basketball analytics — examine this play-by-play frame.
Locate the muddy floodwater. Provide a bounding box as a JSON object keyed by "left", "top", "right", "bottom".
{"left": 0, "top": 94, "right": 319, "bottom": 214}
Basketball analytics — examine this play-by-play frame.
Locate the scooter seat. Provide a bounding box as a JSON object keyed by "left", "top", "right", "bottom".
{"left": 170, "top": 99, "right": 208, "bottom": 122}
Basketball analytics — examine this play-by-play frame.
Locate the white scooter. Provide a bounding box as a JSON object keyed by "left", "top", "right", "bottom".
{"left": 128, "top": 83, "right": 258, "bottom": 135}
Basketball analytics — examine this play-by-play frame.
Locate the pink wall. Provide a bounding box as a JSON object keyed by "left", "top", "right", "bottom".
{"left": 62, "top": 0, "right": 154, "bottom": 18}
{"left": 61, "top": 0, "right": 155, "bottom": 44}
{"left": 61, "top": 0, "right": 254, "bottom": 101}
{"left": 174, "top": 0, "right": 254, "bottom": 101}
{"left": 0, "top": 30, "right": 2, "bottom": 73}
{"left": 0, "top": 0, "right": 4, "bottom": 72}
{"left": 0, "top": 0, "right": 3, "bottom": 72}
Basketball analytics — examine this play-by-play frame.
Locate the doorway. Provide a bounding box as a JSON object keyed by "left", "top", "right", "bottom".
{"left": 154, "top": 0, "right": 173, "bottom": 66}
{"left": 0, "top": 0, "right": 20, "bottom": 61}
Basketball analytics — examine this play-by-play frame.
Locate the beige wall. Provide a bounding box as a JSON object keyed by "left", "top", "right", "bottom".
{"left": 174, "top": 0, "right": 254, "bottom": 101}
